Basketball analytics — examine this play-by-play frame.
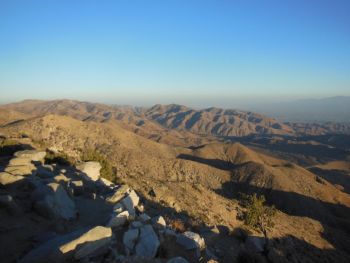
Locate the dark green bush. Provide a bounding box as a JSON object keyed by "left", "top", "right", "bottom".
{"left": 241, "top": 193, "right": 276, "bottom": 237}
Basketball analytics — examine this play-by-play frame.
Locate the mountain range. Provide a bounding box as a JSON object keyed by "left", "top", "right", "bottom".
{"left": 1, "top": 99, "right": 350, "bottom": 141}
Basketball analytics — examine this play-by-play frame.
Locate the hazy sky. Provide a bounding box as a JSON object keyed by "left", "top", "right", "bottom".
{"left": 0, "top": 0, "right": 349, "bottom": 106}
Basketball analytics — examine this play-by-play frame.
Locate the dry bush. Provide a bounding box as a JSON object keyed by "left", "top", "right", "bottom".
{"left": 166, "top": 217, "right": 187, "bottom": 233}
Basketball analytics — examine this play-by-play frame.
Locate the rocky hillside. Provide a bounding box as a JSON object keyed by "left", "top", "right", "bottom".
{"left": 0, "top": 108, "right": 29, "bottom": 126}
{"left": 1, "top": 100, "right": 214, "bottom": 147}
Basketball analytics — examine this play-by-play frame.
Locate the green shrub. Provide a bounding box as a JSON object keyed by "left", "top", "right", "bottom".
{"left": 241, "top": 193, "right": 276, "bottom": 237}
{"left": 81, "top": 148, "right": 115, "bottom": 182}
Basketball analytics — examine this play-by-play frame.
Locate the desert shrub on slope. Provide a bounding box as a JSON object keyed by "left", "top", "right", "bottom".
{"left": 241, "top": 193, "right": 276, "bottom": 238}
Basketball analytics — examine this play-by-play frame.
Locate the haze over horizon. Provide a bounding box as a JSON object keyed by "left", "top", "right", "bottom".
{"left": 1, "top": 0, "right": 350, "bottom": 107}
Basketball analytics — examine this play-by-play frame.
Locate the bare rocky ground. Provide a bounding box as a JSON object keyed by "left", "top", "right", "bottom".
{"left": 0, "top": 146, "right": 243, "bottom": 263}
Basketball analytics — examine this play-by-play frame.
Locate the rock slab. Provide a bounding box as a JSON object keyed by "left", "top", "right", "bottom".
{"left": 34, "top": 182, "right": 76, "bottom": 220}
{"left": 0, "top": 172, "right": 24, "bottom": 185}
{"left": 176, "top": 231, "right": 205, "bottom": 250}
{"left": 106, "top": 210, "right": 129, "bottom": 227}
{"left": 76, "top": 161, "right": 102, "bottom": 181}
{"left": 135, "top": 225, "right": 160, "bottom": 258}
{"left": 60, "top": 226, "right": 112, "bottom": 260}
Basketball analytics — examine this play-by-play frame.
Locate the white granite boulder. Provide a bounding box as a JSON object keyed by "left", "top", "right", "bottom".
{"left": 106, "top": 210, "right": 129, "bottom": 228}
{"left": 106, "top": 185, "right": 130, "bottom": 204}
{"left": 152, "top": 215, "right": 166, "bottom": 229}
{"left": 176, "top": 231, "right": 205, "bottom": 250}
{"left": 59, "top": 226, "right": 113, "bottom": 260}
{"left": 121, "top": 189, "right": 139, "bottom": 216}
{"left": 76, "top": 161, "right": 101, "bottom": 181}
{"left": 4, "top": 163, "right": 36, "bottom": 176}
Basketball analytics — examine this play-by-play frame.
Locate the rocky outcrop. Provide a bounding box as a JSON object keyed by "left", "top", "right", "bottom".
{"left": 33, "top": 182, "right": 77, "bottom": 220}
{"left": 107, "top": 210, "right": 130, "bottom": 227}
{"left": 3, "top": 150, "right": 46, "bottom": 177}
{"left": 106, "top": 184, "right": 130, "bottom": 204}
{"left": 0, "top": 148, "right": 208, "bottom": 263}
{"left": 14, "top": 150, "right": 46, "bottom": 161}
{"left": 59, "top": 226, "right": 112, "bottom": 260}
{"left": 121, "top": 189, "right": 139, "bottom": 216}
{"left": 176, "top": 231, "right": 205, "bottom": 250}
{"left": 0, "top": 172, "right": 24, "bottom": 185}
{"left": 20, "top": 226, "right": 113, "bottom": 263}
{"left": 4, "top": 163, "right": 36, "bottom": 176}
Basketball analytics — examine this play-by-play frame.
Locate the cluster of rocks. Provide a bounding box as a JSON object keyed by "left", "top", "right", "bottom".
{"left": 0, "top": 149, "right": 210, "bottom": 263}
{"left": 0, "top": 150, "right": 46, "bottom": 185}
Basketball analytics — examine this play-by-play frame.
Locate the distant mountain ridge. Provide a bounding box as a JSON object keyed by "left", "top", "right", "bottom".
{"left": 143, "top": 103, "right": 294, "bottom": 137}
{"left": 1, "top": 99, "right": 350, "bottom": 139}
{"left": 0, "top": 99, "right": 295, "bottom": 137}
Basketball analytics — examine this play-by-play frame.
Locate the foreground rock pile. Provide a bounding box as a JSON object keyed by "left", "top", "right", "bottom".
{"left": 0, "top": 149, "right": 211, "bottom": 263}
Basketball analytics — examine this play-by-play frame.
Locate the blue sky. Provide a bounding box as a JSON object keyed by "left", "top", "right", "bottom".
{"left": 0, "top": 0, "right": 349, "bottom": 106}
